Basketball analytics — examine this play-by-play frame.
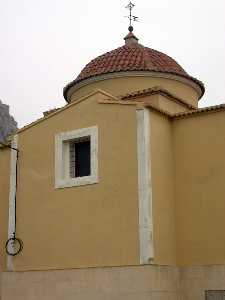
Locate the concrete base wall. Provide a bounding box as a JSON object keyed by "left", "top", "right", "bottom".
{"left": 1, "top": 265, "right": 180, "bottom": 300}
{"left": 180, "top": 265, "right": 225, "bottom": 300}
{"left": 1, "top": 265, "right": 225, "bottom": 300}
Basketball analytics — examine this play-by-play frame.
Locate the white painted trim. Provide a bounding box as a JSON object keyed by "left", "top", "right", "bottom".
{"left": 55, "top": 126, "right": 98, "bottom": 189}
{"left": 67, "top": 71, "right": 202, "bottom": 100}
{"left": 7, "top": 135, "right": 18, "bottom": 271}
{"left": 136, "top": 108, "right": 154, "bottom": 264}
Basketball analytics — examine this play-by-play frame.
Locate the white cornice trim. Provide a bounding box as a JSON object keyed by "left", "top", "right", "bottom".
{"left": 67, "top": 71, "right": 202, "bottom": 101}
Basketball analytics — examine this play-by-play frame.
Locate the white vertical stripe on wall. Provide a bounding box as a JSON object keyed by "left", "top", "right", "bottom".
{"left": 7, "top": 134, "right": 18, "bottom": 271}
{"left": 136, "top": 108, "right": 154, "bottom": 264}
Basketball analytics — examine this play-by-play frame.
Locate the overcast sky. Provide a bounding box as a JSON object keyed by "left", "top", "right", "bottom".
{"left": 1, "top": 0, "right": 225, "bottom": 127}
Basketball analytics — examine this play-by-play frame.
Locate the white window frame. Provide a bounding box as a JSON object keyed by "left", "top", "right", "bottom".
{"left": 55, "top": 126, "right": 98, "bottom": 189}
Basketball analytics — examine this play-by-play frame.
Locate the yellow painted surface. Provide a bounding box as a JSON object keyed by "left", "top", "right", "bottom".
{"left": 10, "top": 92, "right": 139, "bottom": 271}
{"left": 174, "top": 111, "right": 225, "bottom": 265}
{"left": 2, "top": 88, "right": 225, "bottom": 270}
{"left": 139, "top": 94, "right": 189, "bottom": 114}
{"left": 0, "top": 148, "right": 10, "bottom": 271}
{"left": 70, "top": 76, "right": 199, "bottom": 108}
{"left": 157, "top": 95, "right": 188, "bottom": 114}
{"left": 150, "top": 111, "right": 176, "bottom": 265}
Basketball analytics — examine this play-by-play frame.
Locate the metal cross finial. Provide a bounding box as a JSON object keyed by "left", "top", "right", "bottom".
{"left": 125, "top": 1, "right": 138, "bottom": 32}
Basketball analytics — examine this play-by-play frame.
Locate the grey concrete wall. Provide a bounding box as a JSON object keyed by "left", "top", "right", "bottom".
{"left": 2, "top": 264, "right": 225, "bottom": 299}
{"left": 1, "top": 265, "right": 180, "bottom": 300}
{"left": 180, "top": 265, "right": 225, "bottom": 300}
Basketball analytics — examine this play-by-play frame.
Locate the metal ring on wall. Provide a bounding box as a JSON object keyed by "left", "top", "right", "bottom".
{"left": 5, "top": 237, "right": 23, "bottom": 256}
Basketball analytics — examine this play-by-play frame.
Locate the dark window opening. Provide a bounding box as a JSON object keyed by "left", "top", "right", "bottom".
{"left": 69, "top": 137, "right": 91, "bottom": 178}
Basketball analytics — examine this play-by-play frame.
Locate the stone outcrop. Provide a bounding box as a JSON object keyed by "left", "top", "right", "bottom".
{"left": 0, "top": 100, "right": 17, "bottom": 143}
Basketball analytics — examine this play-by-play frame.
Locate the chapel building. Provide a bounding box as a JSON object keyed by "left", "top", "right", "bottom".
{"left": 1, "top": 28, "right": 225, "bottom": 300}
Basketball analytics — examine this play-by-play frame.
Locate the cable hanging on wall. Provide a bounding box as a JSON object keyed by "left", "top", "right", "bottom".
{"left": 4, "top": 145, "right": 23, "bottom": 256}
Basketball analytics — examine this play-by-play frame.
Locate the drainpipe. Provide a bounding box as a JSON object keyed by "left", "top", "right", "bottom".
{"left": 2, "top": 138, "right": 23, "bottom": 258}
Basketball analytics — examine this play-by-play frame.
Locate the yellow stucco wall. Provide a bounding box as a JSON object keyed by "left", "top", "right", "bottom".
{"left": 0, "top": 148, "right": 10, "bottom": 271}
{"left": 157, "top": 95, "right": 189, "bottom": 114}
{"left": 132, "top": 94, "right": 189, "bottom": 115}
{"left": 69, "top": 76, "right": 199, "bottom": 108}
{"left": 3, "top": 91, "right": 225, "bottom": 270}
{"left": 9, "top": 92, "right": 140, "bottom": 271}
{"left": 150, "top": 111, "right": 176, "bottom": 265}
{"left": 174, "top": 111, "right": 225, "bottom": 265}
{"left": 0, "top": 94, "right": 181, "bottom": 271}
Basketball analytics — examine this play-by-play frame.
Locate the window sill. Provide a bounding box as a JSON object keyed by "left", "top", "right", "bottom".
{"left": 55, "top": 175, "right": 98, "bottom": 189}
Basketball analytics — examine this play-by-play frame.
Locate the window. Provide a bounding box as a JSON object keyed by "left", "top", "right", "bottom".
{"left": 69, "top": 137, "right": 91, "bottom": 178}
{"left": 55, "top": 126, "right": 98, "bottom": 188}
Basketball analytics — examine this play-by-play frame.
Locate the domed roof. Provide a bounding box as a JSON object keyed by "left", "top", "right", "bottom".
{"left": 64, "top": 33, "right": 204, "bottom": 101}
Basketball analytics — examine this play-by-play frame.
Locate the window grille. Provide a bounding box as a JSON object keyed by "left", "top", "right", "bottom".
{"left": 205, "top": 290, "right": 225, "bottom": 300}
{"left": 69, "top": 137, "right": 91, "bottom": 178}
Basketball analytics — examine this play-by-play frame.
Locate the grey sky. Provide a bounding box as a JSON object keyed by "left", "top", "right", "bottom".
{"left": 1, "top": 0, "right": 225, "bottom": 127}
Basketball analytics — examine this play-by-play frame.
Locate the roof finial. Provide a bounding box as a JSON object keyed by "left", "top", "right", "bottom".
{"left": 125, "top": 1, "right": 138, "bottom": 32}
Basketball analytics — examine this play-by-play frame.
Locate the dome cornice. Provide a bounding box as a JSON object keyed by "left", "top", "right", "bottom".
{"left": 64, "top": 70, "right": 204, "bottom": 102}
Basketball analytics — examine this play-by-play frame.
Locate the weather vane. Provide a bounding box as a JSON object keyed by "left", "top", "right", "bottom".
{"left": 125, "top": 1, "right": 139, "bottom": 32}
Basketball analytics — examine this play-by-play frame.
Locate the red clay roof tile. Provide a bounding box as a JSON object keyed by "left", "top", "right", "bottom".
{"left": 64, "top": 43, "right": 204, "bottom": 101}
